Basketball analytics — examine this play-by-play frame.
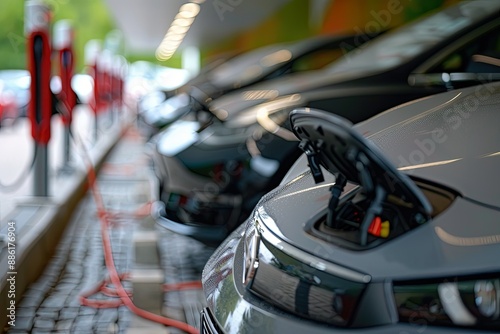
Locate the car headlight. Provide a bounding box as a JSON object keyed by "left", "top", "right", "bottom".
{"left": 157, "top": 93, "right": 191, "bottom": 121}
{"left": 242, "top": 207, "right": 369, "bottom": 327}
{"left": 475, "top": 280, "right": 498, "bottom": 318}
{"left": 242, "top": 216, "right": 260, "bottom": 285}
{"left": 202, "top": 223, "right": 245, "bottom": 307}
{"left": 139, "top": 90, "right": 167, "bottom": 112}
{"left": 394, "top": 277, "right": 500, "bottom": 329}
{"left": 143, "top": 93, "right": 192, "bottom": 126}
{"left": 156, "top": 120, "right": 200, "bottom": 156}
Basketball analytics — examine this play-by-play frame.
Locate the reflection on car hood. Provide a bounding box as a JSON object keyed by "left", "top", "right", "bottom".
{"left": 356, "top": 81, "right": 500, "bottom": 209}
{"left": 208, "top": 68, "right": 372, "bottom": 122}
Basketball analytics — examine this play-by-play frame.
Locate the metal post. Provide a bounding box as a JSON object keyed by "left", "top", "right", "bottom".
{"left": 26, "top": 1, "right": 52, "bottom": 197}
{"left": 100, "top": 49, "right": 113, "bottom": 128}
{"left": 33, "top": 144, "right": 48, "bottom": 195}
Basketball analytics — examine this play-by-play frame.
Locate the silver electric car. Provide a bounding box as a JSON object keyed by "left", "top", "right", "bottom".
{"left": 201, "top": 81, "right": 500, "bottom": 333}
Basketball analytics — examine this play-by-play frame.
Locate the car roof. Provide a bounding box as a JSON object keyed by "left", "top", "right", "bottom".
{"left": 206, "top": 33, "right": 361, "bottom": 89}
{"left": 355, "top": 81, "right": 500, "bottom": 209}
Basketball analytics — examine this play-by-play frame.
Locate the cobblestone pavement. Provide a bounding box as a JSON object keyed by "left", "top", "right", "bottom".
{"left": 159, "top": 231, "right": 215, "bottom": 334}
{"left": 5, "top": 126, "right": 216, "bottom": 334}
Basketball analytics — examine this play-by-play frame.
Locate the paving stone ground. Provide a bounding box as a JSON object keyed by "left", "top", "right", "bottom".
{"left": 5, "top": 125, "right": 216, "bottom": 334}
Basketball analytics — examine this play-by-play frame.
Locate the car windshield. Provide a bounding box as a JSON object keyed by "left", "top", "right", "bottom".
{"left": 327, "top": 0, "right": 500, "bottom": 74}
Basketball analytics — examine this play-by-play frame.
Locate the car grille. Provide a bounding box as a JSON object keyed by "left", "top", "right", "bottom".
{"left": 200, "top": 308, "right": 223, "bottom": 334}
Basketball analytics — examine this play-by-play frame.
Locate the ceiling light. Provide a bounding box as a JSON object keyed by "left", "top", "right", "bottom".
{"left": 172, "top": 17, "right": 195, "bottom": 27}
{"left": 156, "top": 1, "right": 203, "bottom": 61}
{"left": 165, "top": 33, "right": 186, "bottom": 41}
{"left": 178, "top": 3, "right": 200, "bottom": 18}
{"left": 169, "top": 25, "right": 190, "bottom": 34}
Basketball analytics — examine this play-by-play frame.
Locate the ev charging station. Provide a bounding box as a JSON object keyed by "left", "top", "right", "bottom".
{"left": 25, "top": 1, "right": 52, "bottom": 197}
{"left": 99, "top": 49, "right": 113, "bottom": 126}
{"left": 84, "top": 39, "right": 102, "bottom": 141}
{"left": 111, "top": 56, "right": 120, "bottom": 121}
{"left": 54, "top": 20, "right": 75, "bottom": 170}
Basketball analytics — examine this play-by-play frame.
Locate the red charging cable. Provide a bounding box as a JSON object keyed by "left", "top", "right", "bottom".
{"left": 76, "top": 126, "right": 201, "bottom": 334}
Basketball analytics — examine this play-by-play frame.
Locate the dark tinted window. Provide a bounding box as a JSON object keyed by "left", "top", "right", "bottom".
{"left": 427, "top": 26, "right": 500, "bottom": 73}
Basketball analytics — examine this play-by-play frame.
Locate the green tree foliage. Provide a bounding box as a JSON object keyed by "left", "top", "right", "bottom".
{"left": 0, "top": 0, "right": 116, "bottom": 72}
{"left": 0, "top": 1, "right": 26, "bottom": 69}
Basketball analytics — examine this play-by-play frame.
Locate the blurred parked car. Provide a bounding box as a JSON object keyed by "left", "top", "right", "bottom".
{"left": 201, "top": 81, "right": 500, "bottom": 333}
{"left": 71, "top": 74, "right": 94, "bottom": 105}
{"left": 0, "top": 69, "right": 94, "bottom": 127}
{"left": 137, "top": 51, "right": 235, "bottom": 121}
{"left": 153, "top": 0, "right": 500, "bottom": 245}
{"left": 127, "top": 61, "right": 191, "bottom": 110}
{"left": 138, "top": 32, "right": 374, "bottom": 132}
{"left": 0, "top": 69, "right": 30, "bottom": 123}
{"left": 0, "top": 84, "right": 18, "bottom": 125}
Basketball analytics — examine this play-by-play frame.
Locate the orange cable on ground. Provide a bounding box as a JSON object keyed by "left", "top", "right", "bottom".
{"left": 163, "top": 281, "right": 203, "bottom": 292}
{"left": 79, "top": 273, "right": 131, "bottom": 308}
{"left": 75, "top": 126, "right": 200, "bottom": 334}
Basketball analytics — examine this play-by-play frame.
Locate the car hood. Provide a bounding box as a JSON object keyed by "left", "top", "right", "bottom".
{"left": 356, "top": 81, "right": 500, "bottom": 209}
{"left": 208, "top": 68, "right": 375, "bottom": 122}
{"left": 258, "top": 170, "right": 500, "bottom": 282}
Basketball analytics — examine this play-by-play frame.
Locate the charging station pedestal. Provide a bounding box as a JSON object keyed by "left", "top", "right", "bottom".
{"left": 26, "top": 1, "right": 52, "bottom": 197}
{"left": 85, "top": 40, "right": 102, "bottom": 142}
{"left": 54, "top": 20, "right": 75, "bottom": 173}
